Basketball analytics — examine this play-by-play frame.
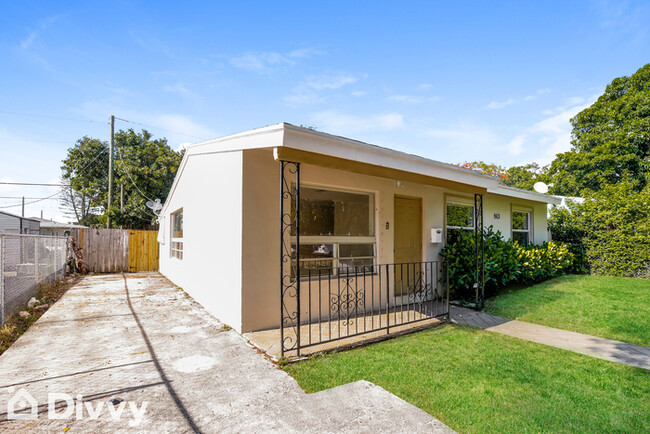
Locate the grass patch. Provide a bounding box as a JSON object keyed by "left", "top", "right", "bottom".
{"left": 284, "top": 325, "right": 649, "bottom": 433}
{"left": 484, "top": 275, "right": 650, "bottom": 346}
{"left": 0, "top": 276, "right": 78, "bottom": 356}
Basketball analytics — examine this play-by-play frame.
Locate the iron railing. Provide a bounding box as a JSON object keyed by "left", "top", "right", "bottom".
{"left": 280, "top": 260, "right": 449, "bottom": 357}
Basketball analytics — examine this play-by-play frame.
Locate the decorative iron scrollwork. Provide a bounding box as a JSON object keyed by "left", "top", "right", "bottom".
{"left": 330, "top": 275, "right": 365, "bottom": 326}
{"left": 408, "top": 269, "right": 433, "bottom": 304}
{"left": 280, "top": 161, "right": 300, "bottom": 357}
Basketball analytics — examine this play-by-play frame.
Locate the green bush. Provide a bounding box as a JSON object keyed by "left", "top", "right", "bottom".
{"left": 548, "top": 206, "right": 588, "bottom": 273}
{"left": 550, "top": 179, "right": 650, "bottom": 278}
{"left": 440, "top": 226, "right": 574, "bottom": 301}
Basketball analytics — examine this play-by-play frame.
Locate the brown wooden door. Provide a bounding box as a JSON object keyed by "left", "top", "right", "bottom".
{"left": 394, "top": 196, "right": 422, "bottom": 296}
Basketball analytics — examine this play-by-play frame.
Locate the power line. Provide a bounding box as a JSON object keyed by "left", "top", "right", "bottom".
{"left": 0, "top": 182, "right": 69, "bottom": 187}
{"left": 0, "top": 109, "right": 108, "bottom": 124}
{"left": 114, "top": 116, "right": 207, "bottom": 141}
{"left": 115, "top": 146, "right": 154, "bottom": 202}
{"left": 0, "top": 196, "right": 62, "bottom": 199}
{"left": 0, "top": 137, "right": 75, "bottom": 144}
{"left": 0, "top": 191, "right": 62, "bottom": 209}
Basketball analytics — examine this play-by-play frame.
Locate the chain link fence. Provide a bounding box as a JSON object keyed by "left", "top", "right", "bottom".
{"left": 0, "top": 234, "right": 68, "bottom": 324}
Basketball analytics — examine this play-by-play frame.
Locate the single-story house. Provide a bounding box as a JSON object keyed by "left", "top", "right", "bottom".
{"left": 31, "top": 218, "right": 88, "bottom": 237}
{"left": 0, "top": 211, "right": 40, "bottom": 234}
{"left": 158, "top": 123, "right": 560, "bottom": 343}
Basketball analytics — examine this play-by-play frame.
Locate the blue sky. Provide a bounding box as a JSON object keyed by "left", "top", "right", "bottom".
{"left": 1, "top": 0, "right": 649, "bottom": 221}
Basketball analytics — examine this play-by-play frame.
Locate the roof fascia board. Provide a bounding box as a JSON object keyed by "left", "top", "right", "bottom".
{"left": 185, "top": 124, "right": 284, "bottom": 156}
{"left": 487, "top": 186, "right": 561, "bottom": 205}
{"left": 281, "top": 127, "right": 499, "bottom": 190}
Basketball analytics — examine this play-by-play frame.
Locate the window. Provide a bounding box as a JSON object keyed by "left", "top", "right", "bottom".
{"left": 446, "top": 199, "right": 474, "bottom": 242}
{"left": 291, "top": 186, "right": 375, "bottom": 275}
{"left": 170, "top": 208, "right": 183, "bottom": 259}
{"left": 512, "top": 209, "right": 531, "bottom": 245}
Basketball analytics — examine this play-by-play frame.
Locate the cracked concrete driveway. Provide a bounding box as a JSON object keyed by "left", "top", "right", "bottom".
{"left": 0, "top": 273, "right": 453, "bottom": 433}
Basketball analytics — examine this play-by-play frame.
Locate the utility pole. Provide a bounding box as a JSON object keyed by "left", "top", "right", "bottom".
{"left": 21, "top": 196, "right": 24, "bottom": 217}
{"left": 107, "top": 115, "right": 115, "bottom": 228}
{"left": 120, "top": 184, "right": 124, "bottom": 213}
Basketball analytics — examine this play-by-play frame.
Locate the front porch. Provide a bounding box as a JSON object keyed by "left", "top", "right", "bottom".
{"left": 246, "top": 306, "right": 445, "bottom": 359}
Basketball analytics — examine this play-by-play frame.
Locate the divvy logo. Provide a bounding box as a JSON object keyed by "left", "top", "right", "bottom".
{"left": 5, "top": 387, "right": 148, "bottom": 426}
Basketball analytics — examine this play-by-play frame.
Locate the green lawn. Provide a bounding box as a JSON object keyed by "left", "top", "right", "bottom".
{"left": 284, "top": 325, "right": 649, "bottom": 433}
{"left": 484, "top": 275, "right": 650, "bottom": 346}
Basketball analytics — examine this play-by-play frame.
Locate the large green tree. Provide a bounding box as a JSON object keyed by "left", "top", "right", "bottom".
{"left": 60, "top": 129, "right": 183, "bottom": 229}
{"left": 548, "top": 63, "right": 650, "bottom": 196}
{"left": 504, "top": 163, "right": 549, "bottom": 191}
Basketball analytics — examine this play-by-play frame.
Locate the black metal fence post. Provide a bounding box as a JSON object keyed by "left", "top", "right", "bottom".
{"left": 474, "top": 193, "right": 485, "bottom": 307}
{"left": 280, "top": 160, "right": 300, "bottom": 358}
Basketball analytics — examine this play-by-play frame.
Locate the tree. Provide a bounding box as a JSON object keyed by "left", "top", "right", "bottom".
{"left": 457, "top": 161, "right": 508, "bottom": 182}
{"left": 457, "top": 160, "right": 551, "bottom": 191}
{"left": 548, "top": 63, "right": 650, "bottom": 196}
{"left": 504, "top": 163, "right": 549, "bottom": 191}
{"left": 60, "top": 129, "right": 183, "bottom": 229}
{"left": 60, "top": 137, "right": 109, "bottom": 226}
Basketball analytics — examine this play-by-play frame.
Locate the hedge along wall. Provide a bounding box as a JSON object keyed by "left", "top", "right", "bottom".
{"left": 549, "top": 179, "right": 650, "bottom": 279}
{"left": 440, "top": 226, "right": 574, "bottom": 300}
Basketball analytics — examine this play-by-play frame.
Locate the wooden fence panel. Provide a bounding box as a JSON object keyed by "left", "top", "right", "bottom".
{"left": 68, "top": 228, "right": 158, "bottom": 273}
{"left": 84, "top": 229, "right": 129, "bottom": 272}
{"left": 128, "top": 230, "right": 159, "bottom": 272}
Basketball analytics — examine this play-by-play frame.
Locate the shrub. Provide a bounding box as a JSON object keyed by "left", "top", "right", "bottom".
{"left": 440, "top": 226, "right": 574, "bottom": 301}
{"left": 550, "top": 179, "right": 650, "bottom": 278}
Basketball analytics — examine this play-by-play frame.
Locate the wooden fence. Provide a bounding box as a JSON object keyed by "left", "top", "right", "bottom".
{"left": 70, "top": 228, "right": 159, "bottom": 273}
{"left": 128, "top": 230, "right": 159, "bottom": 272}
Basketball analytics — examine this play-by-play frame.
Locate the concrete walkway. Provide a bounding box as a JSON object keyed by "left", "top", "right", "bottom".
{"left": 0, "top": 273, "right": 453, "bottom": 433}
{"left": 451, "top": 306, "right": 650, "bottom": 370}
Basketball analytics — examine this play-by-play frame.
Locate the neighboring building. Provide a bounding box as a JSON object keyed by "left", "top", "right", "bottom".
{"left": 31, "top": 218, "right": 88, "bottom": 237}
{"left": 158, "top": 123, "right": 561, "bottom": 335}
{"left": 0, "top": 211, "right": 40, "bottom": 234}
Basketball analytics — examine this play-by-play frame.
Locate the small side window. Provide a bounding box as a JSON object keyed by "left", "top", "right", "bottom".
{"left": 512, "top": 210, "right": 532, "bottom": 245}
{"left": 170, "top": 208, "right": 183, "bottom": 259}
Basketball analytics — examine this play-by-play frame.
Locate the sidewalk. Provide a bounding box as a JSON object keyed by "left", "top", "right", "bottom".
{"left": 451, "top": 306, "right": 650, "bottom": 370}
{"left": 0, "top": 273, "right": 453, "bottom": 433}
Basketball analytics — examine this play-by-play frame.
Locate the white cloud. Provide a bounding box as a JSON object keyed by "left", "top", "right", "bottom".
{"left": 423, "top": 126, "right": 501, "bottom": 151}
{"left": 386, "top": 94, "right": 440, "bottom": 104}
{"left": 230, "top": 48, "right": 323, "bottom": 73}
{"left": 504, "top": 135, "right": 526, "bottom": 156}
{"left": 351, "top": 90, "right": 368, "bottom": 97}
{"left": 418, "top": 83, "right": 433, "bottom": 91}
{"left": 500, "top": 94, "right": 598, "bottom": 164}
{"left": 486, "top": 88, "right": 550, "bottom": 110}
{"left": 163, "top": 82, "right": 196, "bottom": 98}
{"left": 284, "top": 73, "right": 360, "bottom": 106}
{"left": 303, "top": 74, "right": 358, "bottom": 90}
{"left": 486, "top": 98, "right": 517, "bottom": 109}
{"left": 310, "top": 111, "right": 405, "bottom": 133}
{"left": 18, "top": 15, "right": 60, "bottom": 50}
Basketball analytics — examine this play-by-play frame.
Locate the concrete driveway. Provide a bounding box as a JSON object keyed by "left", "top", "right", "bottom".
{"left": 0, "top": 273, "right": 452, "bottom": 433}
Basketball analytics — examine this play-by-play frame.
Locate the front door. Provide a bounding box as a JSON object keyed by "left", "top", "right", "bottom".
{"left": 394, "top": 196, "right": 422, "bottom": 296}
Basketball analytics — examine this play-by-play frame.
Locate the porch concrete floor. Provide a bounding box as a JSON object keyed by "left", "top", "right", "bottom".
{"left": 245, "top": 309, "right": 443, "bottom": 359}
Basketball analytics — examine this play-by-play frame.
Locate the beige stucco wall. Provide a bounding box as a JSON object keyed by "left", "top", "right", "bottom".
{"left": 159, "top": 150, "right": 244, "bottom": 332}
{"left": 240, "top": 149, "right": 551, "bottom": 332}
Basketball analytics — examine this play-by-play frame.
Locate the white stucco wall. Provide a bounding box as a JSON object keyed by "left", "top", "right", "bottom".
{"left": 159, "top": 150, "right": 244, "bottom": 332}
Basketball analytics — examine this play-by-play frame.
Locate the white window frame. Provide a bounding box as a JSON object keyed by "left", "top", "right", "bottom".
{"left": 291, "top": 185, "right": 376, "bottom": 276}
{"left": 445, "top": 197, "right": 475, "bottom": 241}
{"left": 170, "top": 208, "right": 183, "bottom": 260}
{"left": 511, "top": 208, "right": 532, "bottom": 245}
